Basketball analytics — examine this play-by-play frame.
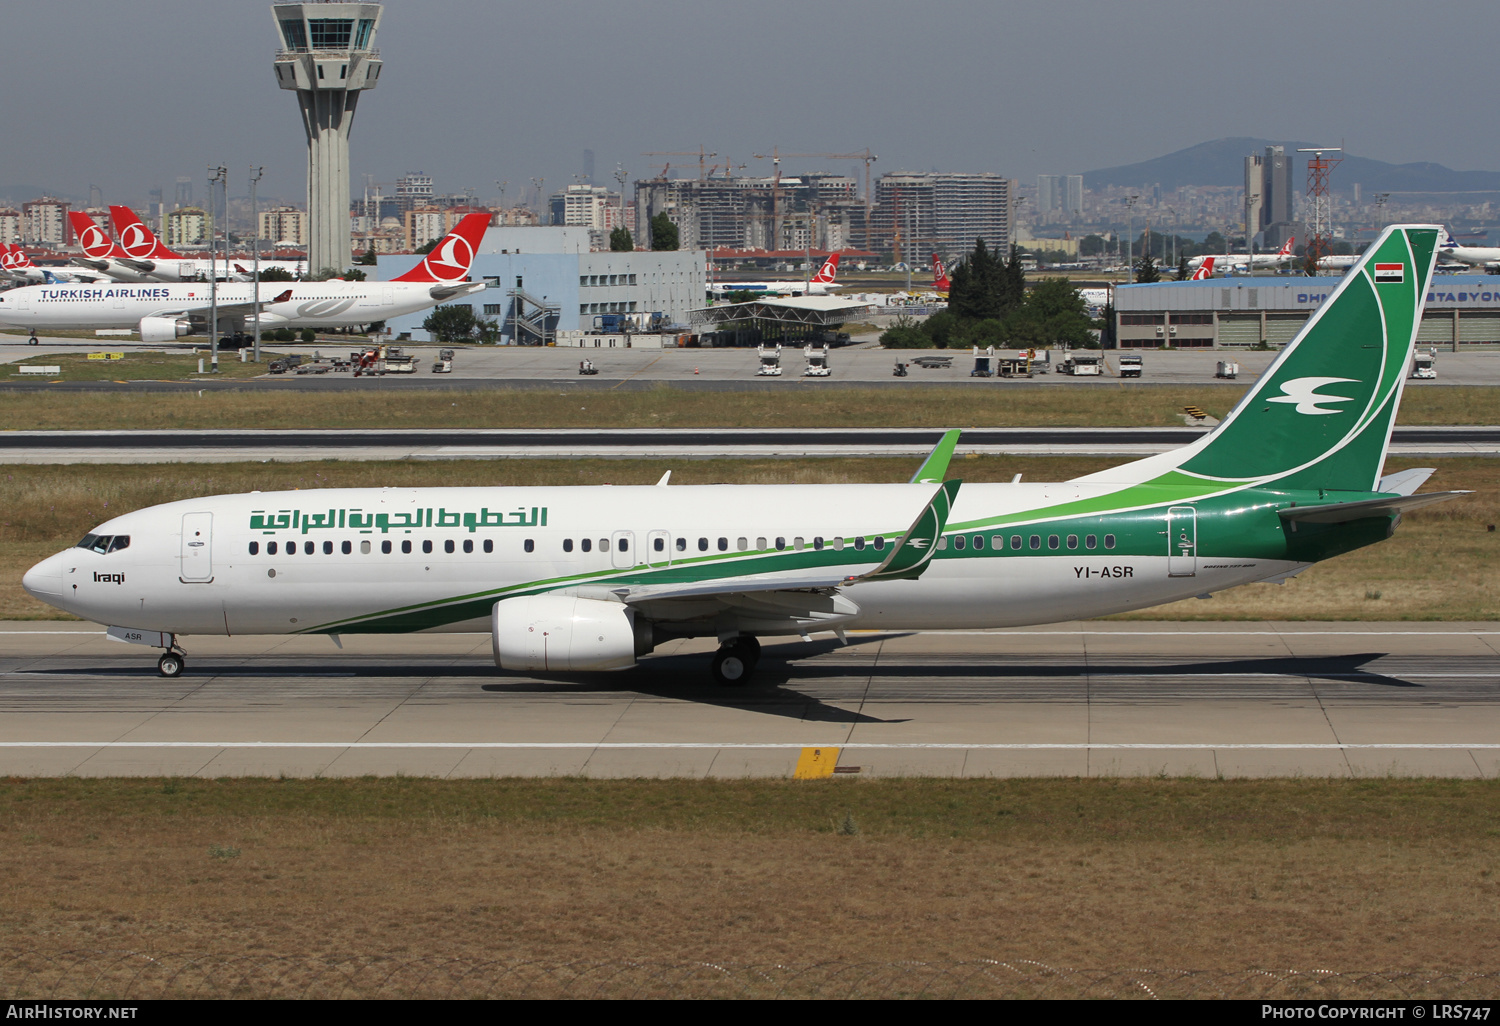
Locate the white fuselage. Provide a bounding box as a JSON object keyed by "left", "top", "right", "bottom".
{"left": 709, "top": 280, "right": 839, "bottom": 296}
{"left": 23, "top": 483, "right": 1297, "bottom": 639}
{"left": 1188, "top": 250, "right": 1290, "bottom": 271}
{"left": 0, "top": 279, "right": 459, "bottom": 333}
{"left": 76, "top": 257, "right": 306, "bottom": 284}
{"left": 1440, "top": 245, "right": 1500, "bottom": 268}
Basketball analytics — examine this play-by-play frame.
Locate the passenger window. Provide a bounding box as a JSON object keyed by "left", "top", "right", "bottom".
{"left": 717, "top": 538, "right": 728, "bottom": 551}
{"left": 654, "top": 537, "right": 664, "bottom": 552}
{"left": 582, "top": 538, "right": 592, "bottom": 553}
{"left": 618, "top": 538, "right": 628, "bottom": 552}
{"left": 360, "top": 540, "right": 371, "bottom": 554}
{"left": 937, "top": 537, "right": 948, "bottom": 550}
{"left": 463, "top": 539, "right": 473, "bottom": 554}
{"left": 697, "top": 538, "right": 708, "bottom": 551}
{"left": 793, "top": 537, "right": 804, "bottom": 550}
{"left": 756, "top": 537, "right": 766, "bottom": 550}
{"left": 601, "top": 538, "right": 610, "bottom": 552}
{"left": 873, "top": 536, "right": 885, "bottom": 551}
{"left": 1010, "top": 535, "right": 1021, "bottom": 550}
{"left": 268, "top": 541, "right": 278, "bottom": 555}
{"left": 322, "top": 541, "right": 333, "bottom": 555}
{"left": 483, "top": 539, "right": 493, "bottom": 554}
{"left": 972, "top": 536, "right": 984, "bottom": 550}
{"left": 675, "top": 537, "right": 686, "bottom": 552}
{"left": 524, "top": 539, "right": 535, "bottom": 553}
{"left": 953, "top": 535, "right": 965, "bottom": 550}
{"left": 833, "top": 537, "right": 845, "bottom": 551}
{"left": 564, "top": 539, "right": 574, "bottom": 553}
{"left": 402, "top": 540, "right": 412, "bottom": 554}
{"left": 381, "top": 540, "right": 392, "bottom": 554}
{"left": 737, "top": 537, "right": 748, "bottom": 551}
{"left": 813, "top": 537, "right": 824, "bottom": 550}
{"left": 304, "top": 541, "right": 314, "bottom": 555}
{"left": 775, "top": 537, "right": 786, "bottom": 551}
{"left": 1029, "top": 535, "right": 1041, "bottom": 550}
{"left": 854, "top": 537, "right": 865, "bottom": 550}
{"left": 1104, "top": 534, "right": 1117, "bottom": 550}
{"left": 1067, "top": 535, "right": 1078, "bottom": 550}
{"left": 992, "top": 536, "right": 1003, "bottom": 550}
{"left": 444, "top": 540, "right": 455, "bottom": 554}
{"left": 422, "top": 540, "right": 433, "bottom": 554}
{"left": 249, "top": 541, "right": 259, "bottom": 555}
{"left": 1085, "top": 535, "right": 1097, "bottom": 550}
{"left": 1048, "top": 535, "right": 1060, "bottom": 550}
{"left": 342, "top": 540, "right": 353, "bottom": 555}
{"left": 285, "top": 540, "right": 296, "bottom": 556}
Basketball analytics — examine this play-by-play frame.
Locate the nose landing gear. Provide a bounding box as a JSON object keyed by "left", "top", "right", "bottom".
{"left": 711, "top": 635, "right": 761, "bottom": 686}
{"left": 157, "top": 651, "right": 185, "bottom": 678}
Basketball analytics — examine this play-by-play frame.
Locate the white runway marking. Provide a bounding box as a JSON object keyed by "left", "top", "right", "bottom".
{"left": 2, "top": 742, "right": 1497, "bottom": 751}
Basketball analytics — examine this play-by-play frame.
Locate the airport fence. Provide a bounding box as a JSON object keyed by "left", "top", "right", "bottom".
{"left": 2, "top": 953, "right": 1497, "bottom": 1000}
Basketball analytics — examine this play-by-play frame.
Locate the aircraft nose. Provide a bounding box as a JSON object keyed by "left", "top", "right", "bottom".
{"left": 21, "top": 552, "right": 63, "bottom": 602}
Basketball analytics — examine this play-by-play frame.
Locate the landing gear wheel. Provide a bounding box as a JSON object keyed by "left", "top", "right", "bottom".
{"left": 157, "top": 652, "right": 183, "bottom": 678}
{"left": 28, "top": 336, "right": 38, "bottom": 346}
{"left": 711, "top": 637, "right": 760, "bottom": 687}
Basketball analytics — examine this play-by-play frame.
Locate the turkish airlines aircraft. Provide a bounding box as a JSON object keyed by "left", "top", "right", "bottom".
{"left": 1, "top": 244, "right": 102, "bottom": 286}
{"left": 1187, "top": 237, "right": 1295, "bottom": 273}
{"left": 0, "top": 212, "right": 490, "bottom": 344}
{"left": 107, "top": 206, "right": 307, "bottom": 282}
{"left": 21, "top": 227, "right": 1466, "bottom": 685}
{"left": 1189, "top": 256, "right": 1215, "bottom": 280}
{"left": 708, "top": 253, "right": 842, "bottom": 296}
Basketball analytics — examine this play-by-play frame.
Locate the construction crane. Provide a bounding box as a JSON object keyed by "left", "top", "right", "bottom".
{"left": 753, "top": 148, "right": 878, "bottom": 253}
{"left": 641, "top": 147, "right": 718, "bottom": 180}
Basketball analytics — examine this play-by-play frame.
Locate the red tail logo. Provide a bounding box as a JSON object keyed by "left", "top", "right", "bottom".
{"left": 109, "top": 205, "right": 181, "bottom": 259}
{"left": 392, "top": 212, "right": 490, "bottom": 283}
{"left": 811, "top": 252, "right": 840, "bottom": 283}
{"left": 3, "top": 245, "right": 34, "bottom": 270}
{"left": 931, "top": 253, "right": 951, "bottom": 291}
{"left": 1278, "top": 237, "right": 1295, "bottom": 258}
{"left": 68, "top": 212, "right": 123, "bottom": 258}
{"left": 1191, "top": 256, "right": 1215, "bottom": 280}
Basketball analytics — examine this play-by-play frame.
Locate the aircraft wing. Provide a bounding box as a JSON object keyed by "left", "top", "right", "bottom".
{"left": 614, "top": 478, "right": 963, "bottom": 609}
{"left": 148, "top": 289, "right": 295, "bottom": 320}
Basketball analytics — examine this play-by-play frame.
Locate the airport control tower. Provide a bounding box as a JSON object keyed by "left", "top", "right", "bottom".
{"left": 272, "top": 2, "right": 383, "bottom": 274}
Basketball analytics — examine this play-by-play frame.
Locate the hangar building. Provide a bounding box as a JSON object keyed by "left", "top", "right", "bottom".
{"left": 1112, "top": 275, "right": 1500, "bottom": 350}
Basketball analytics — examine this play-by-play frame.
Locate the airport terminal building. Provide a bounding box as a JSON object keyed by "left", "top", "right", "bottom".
{"left": 375, "top": 227, "right": 706, "bottom": 343}
{"left": 1112, "top": 275, "right": 1500, "bottom": 350}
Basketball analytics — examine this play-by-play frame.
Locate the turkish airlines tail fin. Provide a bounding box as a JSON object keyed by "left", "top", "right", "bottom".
{"left": 1277, "top": 236, "right": 1295, "bottom": 259}
{"left": 391, "top": 212, "right": 490, "bottom": 283}
{"left": 108, "top": 205, "right": 182, "bottom": 260}
{"left": 931, "top": 253, "right": 951, "bottom": 292}
{"left": 1190, "top": 256, "right": 1215, "bottom": 280}
{"left": 67, "top": 212, "right": 126, "bottom": 259}
{"left": 810, "top": 252, "right": 840, "bottom": 284}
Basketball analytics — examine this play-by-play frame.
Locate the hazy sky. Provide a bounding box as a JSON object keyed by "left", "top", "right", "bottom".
{"left": 2, "top": 0, "right": 1492, "bottom": 208}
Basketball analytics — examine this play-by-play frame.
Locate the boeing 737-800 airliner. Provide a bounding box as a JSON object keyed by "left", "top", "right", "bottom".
{"left": 23, "top": 226, "right": 1461, "bottom": 684}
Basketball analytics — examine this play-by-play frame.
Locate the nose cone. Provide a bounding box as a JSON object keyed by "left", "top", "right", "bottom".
{"left": 22, "top": 552, "right": 64, "bottom": 605}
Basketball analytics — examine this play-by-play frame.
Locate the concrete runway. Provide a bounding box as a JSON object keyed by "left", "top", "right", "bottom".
{"left": 2, "top": 621, "right": 1498, "bottom": 779}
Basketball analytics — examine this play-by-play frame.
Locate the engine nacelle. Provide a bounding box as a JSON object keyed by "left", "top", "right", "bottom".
{"left": 139, "top": 316, "right": 192, "bottom": 343}
{"left": 492, "top": 595, "right": 644, "bottom": 672}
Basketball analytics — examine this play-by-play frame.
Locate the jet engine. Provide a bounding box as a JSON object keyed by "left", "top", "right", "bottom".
{"left": 491, "top": 595, "right": 650, "bottom": 672}
{"left": 139, "top": 316, "right": 192, "bottom": 343}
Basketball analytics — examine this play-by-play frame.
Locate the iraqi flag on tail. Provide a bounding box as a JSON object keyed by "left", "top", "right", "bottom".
{"left": 1374, "top": 262, "right": 1404, "bottom": 284}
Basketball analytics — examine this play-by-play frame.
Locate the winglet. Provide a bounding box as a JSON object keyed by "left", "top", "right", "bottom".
{"left": 858, "top": 479, "right": 962, "bottom": 582}
{"left": 910, "top": 429, "right": 961, "bottom": 483}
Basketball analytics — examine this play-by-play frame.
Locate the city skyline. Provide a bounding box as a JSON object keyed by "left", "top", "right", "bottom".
{"left": 1, "top": 0, "right": 1496, "bottom": 214}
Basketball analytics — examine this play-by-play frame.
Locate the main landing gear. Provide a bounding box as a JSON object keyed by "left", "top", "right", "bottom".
{"left": 27, "top": 335, "right": 38, "bottom": 346}
{"left": 711, "top": 636, "right": 761, "bottom": 686}
{"left": 156, "top": 638, "right": 188, "bottom": 678}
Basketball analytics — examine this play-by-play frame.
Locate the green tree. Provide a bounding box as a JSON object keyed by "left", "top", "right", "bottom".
{"left": 999, "top": 245, "right": 1027, "bottom": 316}
{"left": 1202, "top": 231, "right": 1225, "bottom": 254}
{"left": 1176, "top": 256, "right": 1191, "bottom": 281}
{"left": 609, "top": 226, "right": 634, "bottom": 252}
{"left": 650, "top": 213, "right": 679, "bottom": 251}
{"left": 1080, "top": 234, "right": 1106, "bottom": 257}
{"left": 422, "top": 305, "right": 484, "bottom": 343}
{"left": 1134, "top": 253, "right": 1161, "bottom": 283}
{"left": 1002, "top": 277, "right": 1096, "bottom": 350}
{"left": 879, "top": 325, "right": 932, "bottom": 348}
{"left": 416, "top": 238, "right": 441, "bottom": 255}
{"left": 340, "top": 267, "right": 367, "bottom": 282}
{"left": 256, "top": 266, "right": 296, "bottom": 282}
{"left": 355, "top": 246, "right": 378, "bottom": 266}
{"left": 300, "top": 327, "right": 316, "bottom": 344}
{"left": 948, "top": 238, "right": 1001, "bottom": 320}
{"left": 920, "top": 309, "right": 959, "bottom": 349}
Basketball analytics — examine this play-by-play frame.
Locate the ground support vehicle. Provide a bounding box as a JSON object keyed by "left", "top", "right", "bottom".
{"left": 756, "top": 344, "right": 783, "bottom": 376}
{"left": 1118, "top": 354, "right": 1143, "bottom": 378}
{"left": 803, "top": 344, "right": 831, "bottom": 377}
{"left": 432, "top": 348, "right": 455, "bottom": 373}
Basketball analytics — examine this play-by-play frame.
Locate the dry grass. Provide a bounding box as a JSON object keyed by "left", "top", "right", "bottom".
{"left": 2, "top": 456, "right": 1496, "bottom": 621}
{"left": 3, "top": 352, "right": 265, "bottom": 382}
{"left": 1, "top": 384, "right": 1497, "bottom": 431}
{"left": 0, "top": 778, "right": 1496, "bottom": 969}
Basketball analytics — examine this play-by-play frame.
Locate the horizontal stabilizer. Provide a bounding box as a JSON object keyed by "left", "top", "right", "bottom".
{"left": 1279, "top": 491, "right": 1469, "bottom": 524}
{"left": 429, "top": 281, "right": 487, "bottom": 302}
{"left": 1376, "top": 467, "right": 1436, "bottom": 496}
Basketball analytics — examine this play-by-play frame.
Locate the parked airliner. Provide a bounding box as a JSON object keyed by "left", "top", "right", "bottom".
{"left": 1187, "top": 237, "right": 1295, "bottom": 273}
{"left": 0, "top": 213, "right": 490, "bottom": 344}
{"left": 107, "top": 206, "right": 306, "bottom": 282}
{"left": 709, "top": 253, "right": 842, "bottom": 297}
{"left": 21, "top": 226, "right": 1458, "bottom": 684}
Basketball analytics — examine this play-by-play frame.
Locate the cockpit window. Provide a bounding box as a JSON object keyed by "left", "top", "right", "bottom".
{"left": 76, "top": 534, "right": 129, "bottom": 554}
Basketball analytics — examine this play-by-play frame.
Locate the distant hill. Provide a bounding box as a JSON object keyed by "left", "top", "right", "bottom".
{"left": 1083, "top": 138, "right": 1500, "bottom": 195}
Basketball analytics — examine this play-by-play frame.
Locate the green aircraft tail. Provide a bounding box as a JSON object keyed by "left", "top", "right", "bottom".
{"left": 1176, "top": 224, "right": 1440, "bottom": 492}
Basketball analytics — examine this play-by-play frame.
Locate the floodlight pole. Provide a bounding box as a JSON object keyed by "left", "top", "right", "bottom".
{"left": 208, "top": 165, "right": 227, "bottom": 372}
{"left": 250, "top": 166, "right": 264, "bottom": 362}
